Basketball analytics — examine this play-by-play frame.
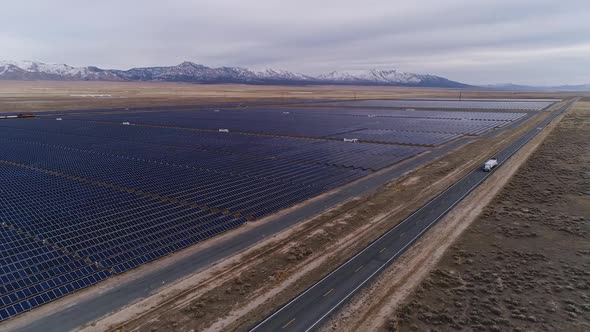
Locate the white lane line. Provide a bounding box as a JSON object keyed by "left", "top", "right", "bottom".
{"left": 282, "top": 318, "right": 295, "bottom": 329}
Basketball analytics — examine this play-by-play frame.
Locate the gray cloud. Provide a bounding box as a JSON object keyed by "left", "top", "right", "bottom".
{"left": 1, "top": 0, "right": 590, "bottom": 85}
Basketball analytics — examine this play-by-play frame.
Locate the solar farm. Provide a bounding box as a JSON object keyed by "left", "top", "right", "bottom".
{"left": 0, "top": 98, "right": 557, "bottom": 322}
{"left": 312, "top": 98, "right": 559, "bottom": 110}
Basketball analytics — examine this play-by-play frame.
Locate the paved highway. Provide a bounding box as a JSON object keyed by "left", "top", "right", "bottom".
{"left": 10, "top": 104, "right": 540, "bottom": 332}
{"left": 250, "top": 99, "right": 575, "bottom": 332}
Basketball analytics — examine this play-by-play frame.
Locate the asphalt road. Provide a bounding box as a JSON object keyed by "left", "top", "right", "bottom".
{"left": 249, "top": 100, "right": 575, "bottom": 332}
{"left": 9, "top": 105, "right": 540, "bottom": 332}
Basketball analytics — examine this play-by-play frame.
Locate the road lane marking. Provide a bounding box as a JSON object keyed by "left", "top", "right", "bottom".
{"left": 400, "top": 232, "right": 406, "bottom": 238}
{"left": 282, "top": 318, "right": 295, "bottom": 329}
{"left": 354, "top": 265, "right": 364, "bottom": 273}
{"left": 323, "top": 289, "right": 334, "bottom": 297}
{"left": 379, "top": 247, "right": 386, "bottom": 253}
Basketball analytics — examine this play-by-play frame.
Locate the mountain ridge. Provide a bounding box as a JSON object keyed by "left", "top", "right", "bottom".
{"left": 0, "top": 60, "right": 469, "bottom": 88}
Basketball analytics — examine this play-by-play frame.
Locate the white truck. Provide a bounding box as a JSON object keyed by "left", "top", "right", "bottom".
{"left": 483, "top": 157, "right": 498, "bottom": 172}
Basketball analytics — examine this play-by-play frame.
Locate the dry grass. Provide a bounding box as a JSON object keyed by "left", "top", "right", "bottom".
{"left": 0, "top": 80, "right": 580, "bottom": 113}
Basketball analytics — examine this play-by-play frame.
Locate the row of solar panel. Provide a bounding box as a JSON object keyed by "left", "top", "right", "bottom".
{"left": 63, "top": 109, "right": 519, "bottom": 144}
{"left": 331, "top": 130, "right": 463, "bottom": 146}
{"left": 0, "top": 223, "right": 113, "bottom": 321}
{"left": 57, "top": 114, "right": 491, "bottom": 146}
{"left": 151, "top": 107, "right": 527, "bottom": 122}
{"left": 329, "top": 117, "right": 516, "bottom": 146}
{"left": 0, "top": 164, "right": 248, "bottom": 321}
{"left": 254, "top": 108, "right": 527, "bottom": 121}
{"left": 0, "top": 141, "right": 362, "bottom": 216}
{"left": 0, "top": 98, "right": 554, "bottom": 120}
{"left": 0, "top": 269, "right": 111, "bottom": 321}
{"left": 0, "top": 120, "right": 425, "bottom": 168}
{"left": 381, "top": 98, "right": 560, "bottom": 102}
{"left": 308, "top": 99, "right": 555, "bottom": 110}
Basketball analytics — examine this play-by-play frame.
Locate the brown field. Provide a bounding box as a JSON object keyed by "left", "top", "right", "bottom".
{"left": 0, "top": 80, "right": 582, "bottom": 113}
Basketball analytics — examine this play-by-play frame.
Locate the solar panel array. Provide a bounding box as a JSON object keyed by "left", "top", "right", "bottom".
{"left": 0, "top": 101, "right": 532, "bottom": 321}
{"left": 0, "top": 116, "right": 427, "bottom": 321}
{"left": 0, "top": 163, "right": 240, "bottom": 321}
{"left": 394, "top": 98, "right": 561, "bottom": 102}
{"left": 309, "top": 99, "right": 557, "bottom": 111}
{"left": 58, "top": 107, "right": 526, "bottom": 147}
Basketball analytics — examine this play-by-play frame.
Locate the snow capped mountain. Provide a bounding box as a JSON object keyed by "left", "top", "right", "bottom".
{"left": 0, "top": 60, "right": 469, "bottom": 87}
{"left": 357, "top": 69, "right": 424, "bottom": 84}
{"left": 317, "top": 69, "right": 464, "bottom": 87}
{"left": 317, "top": 69, "right": 421, "bottom": 83}
{"left": 317, "top": 71, "right": 361, "bottom": 82}
{"left": 255, "top": 69, "right": 314, "bottom": 81}
{"left": 118, "top": 61, "right": 261, "bottom": 82}
{"left": 118, "top": 62, "right": 314, "bottom": 83}
{"left": 0, "top": 60, "right": 79, "bottom": 76}
{"left": 0, "top": 60, "right": 123, "bottom": 81}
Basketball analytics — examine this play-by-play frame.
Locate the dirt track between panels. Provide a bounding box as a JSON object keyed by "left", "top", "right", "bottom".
{"left": 84, "top": 101, "right": 568, "bottom": 332}
{"left": 378, "top": 101, "right": 590, "bottom": 332}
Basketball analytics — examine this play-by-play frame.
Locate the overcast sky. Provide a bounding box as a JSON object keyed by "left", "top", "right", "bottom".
{"left": 2, "top": 0, "right": 590, "bottom": 85}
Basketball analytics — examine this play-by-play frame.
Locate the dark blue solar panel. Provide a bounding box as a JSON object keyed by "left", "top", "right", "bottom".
{"left": 306, "top": 99, "right": 556, "bottom": 110}
{"left": 0, "top": 103, "right": 530, "bottom": 321}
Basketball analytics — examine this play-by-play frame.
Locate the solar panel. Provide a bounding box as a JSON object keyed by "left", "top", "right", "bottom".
{"left": 305, "top": 99, "right": 557, "bottom": 110}
{"left": 0, "top": 102, "right": 531, "bottom": 321}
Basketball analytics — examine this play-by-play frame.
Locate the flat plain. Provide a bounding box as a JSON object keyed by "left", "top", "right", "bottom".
{"left": 0, "top": 80, "right": 578, "bottom": 113}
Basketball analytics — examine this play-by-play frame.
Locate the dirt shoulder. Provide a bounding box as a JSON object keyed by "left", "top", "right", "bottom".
{"left": 85, "top": 100, "right": 569, "bottom": 332}
{"left": 380, "top": 101, "right": 590, "bottom": 331}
